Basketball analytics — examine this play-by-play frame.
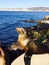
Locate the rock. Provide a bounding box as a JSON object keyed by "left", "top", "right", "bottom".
{"left": 44, "top": 16, "right": 49, "bottom": 20}
{"left": 24, "top": 23, "right": 49, "bottom": 43}
{"left": 41, "top": 20, "right": 49, "bottom": 24}
{"left": 24, "top": 20, "right": 35, "bottom": 22}
{"left": 11, "top": 54, "right": 49, "bottom": 65}
{"left": 31, "top": 54, "right": 49, "bottom": 65}
{"left": 11, "top": 53, "right": 25, "bottom": 65}
{"left": 11, "top": 53, "right": 49, "bottom": 65}
{"left": 24, "top": 16, "right": 49, "bottom": 24}
{"left": 37, "top": 16, "right": 49, "bottom": 24}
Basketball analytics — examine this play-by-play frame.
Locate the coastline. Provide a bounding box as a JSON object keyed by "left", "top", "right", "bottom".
{"left": 0, "top": 7, "right": 49, "bottom": 11}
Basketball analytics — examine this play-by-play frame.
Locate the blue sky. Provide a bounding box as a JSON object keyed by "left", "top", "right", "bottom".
{"left": 0, "top": 0, "right": 49, "bottom": 8}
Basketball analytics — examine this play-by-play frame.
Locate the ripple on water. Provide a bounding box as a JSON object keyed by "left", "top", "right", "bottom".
{"left": 0, "top": 22, "right": 37, "bottom": 45}
{"left": 0, "top": 11, "right": 49, "bottom": 45}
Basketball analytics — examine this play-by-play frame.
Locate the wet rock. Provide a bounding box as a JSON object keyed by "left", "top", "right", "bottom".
{"left": 23, "top": 23, "right": 49, "bottom": 44}
{"left": 44, "top": 16, "right": 49, "bottom": 20}
{"left": 11, "top": 53, "right": 49, "bottom": 65}
{"left": 24, "top": 20, "right": 36, "bottom": 23}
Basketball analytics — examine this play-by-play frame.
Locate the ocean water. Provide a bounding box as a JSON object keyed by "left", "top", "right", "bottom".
{"left": 0, "top": 11, "right": 49, "bottom": 45}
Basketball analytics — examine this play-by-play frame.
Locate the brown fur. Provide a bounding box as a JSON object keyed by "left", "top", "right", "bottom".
{"left": 16, "top": 27, "right": 49, "bottom": 56}
{"left": 16, "top": 28, "right": 28, "bottom": 50}
{"left": 16, "top": 27, "right": 49, "bottom": 65}
{"left": 0, "top": 47, "right": 6, "bottom": 65}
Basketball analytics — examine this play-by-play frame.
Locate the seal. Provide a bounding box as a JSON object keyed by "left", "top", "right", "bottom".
{"left": 16, "top": 27, "right": 49, "bottom": 54}
{"left": 16, "top": 27, "right": 49, "bottom": 65}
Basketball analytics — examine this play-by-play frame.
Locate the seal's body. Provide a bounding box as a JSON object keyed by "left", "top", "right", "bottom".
{"left": 16, "top": 27, "right": 49, "bottom": 65}
{"left": 16, "top": 27, "right": 49, "bottom": 57}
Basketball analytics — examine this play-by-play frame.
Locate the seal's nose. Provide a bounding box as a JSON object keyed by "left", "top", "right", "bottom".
{"left": 16, "top": 28, "right": 21, "bottom": 33}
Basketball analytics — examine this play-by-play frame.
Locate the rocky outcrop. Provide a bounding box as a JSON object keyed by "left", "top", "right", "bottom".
{"left": 24, "top": 19, "right": 38, "bottom": 23}
{"left": 11, "top": 23, "right": 49, "bottom": 65}
{"left": 44, "top": 16, "right": 49, "bottom": 20}
{"left": 24, "top": 16, "right": 49, "bottom": 24}
{"left": 11, "top": 53, "right": 49, "bottom": 65}
{"left": 8, "top": 22, "right": 49, "bottom": 65}
{"left": 24, "top": 23, "right": 49, "bottom": 44}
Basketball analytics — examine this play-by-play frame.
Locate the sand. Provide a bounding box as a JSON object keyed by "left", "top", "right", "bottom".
{"left": 11, "top": 53, "right": 49, "bottom": 65}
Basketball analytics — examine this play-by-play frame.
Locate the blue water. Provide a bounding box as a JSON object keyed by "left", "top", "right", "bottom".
{"left": 0, "top": 11, "right": 49, "bottom": 45}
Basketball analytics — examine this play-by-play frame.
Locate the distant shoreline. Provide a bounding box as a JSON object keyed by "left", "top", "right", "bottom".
{"left": 0, "top": 11, "right": 49, "bottom": 12}
{"left": 0, "top": 7, "right": 49, "bottom": 11}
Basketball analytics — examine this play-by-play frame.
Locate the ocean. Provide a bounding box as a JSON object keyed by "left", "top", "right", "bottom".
{"left": 0, "top": 11, "right": 49, "bottom": 45}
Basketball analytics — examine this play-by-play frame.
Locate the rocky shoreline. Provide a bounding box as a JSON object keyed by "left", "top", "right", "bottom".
{"left": 0, "top": 15, "right": 49, "bottom": 65}
{"left": 11, "top": 22, "right": 49, "bottom": 65}
{"left": 24, "top": 16, "right": 49, "bottom": 24}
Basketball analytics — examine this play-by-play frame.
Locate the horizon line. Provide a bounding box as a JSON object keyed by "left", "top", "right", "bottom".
{"left": 0, "top": 7, "right": 49, "bottom": 8}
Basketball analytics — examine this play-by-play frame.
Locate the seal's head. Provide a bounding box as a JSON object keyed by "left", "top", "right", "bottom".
{"left": 16, "top": 27, "right": 26, "bottom": 34}
{"left": 16, "top": 27, "right": 29, "bottom": 50}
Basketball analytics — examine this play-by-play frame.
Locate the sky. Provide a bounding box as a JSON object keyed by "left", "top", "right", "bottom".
{"left": 0, "top": 0, "right": 49, "bottom": 8}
